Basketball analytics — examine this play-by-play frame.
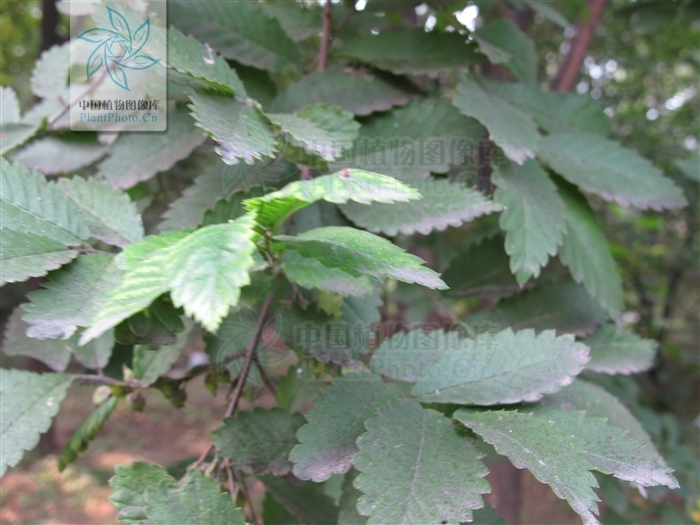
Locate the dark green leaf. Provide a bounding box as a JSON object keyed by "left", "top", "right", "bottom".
{"left": 109, "top": 462, "right": 177, "bottom": 525}
{"left": 58, "top": 395, "right": 117, "bottom": 471}
{"left": 0, "top": 228, "right": 78, "bottom": 285}
{"left": 260, "top": 474, "right": 340, "bottom": 525}
{"left": 582, "top": 324, "right": 656, "bottom": 375}
{"left": 473, "top": 20, "right": 537, "bottom": 83}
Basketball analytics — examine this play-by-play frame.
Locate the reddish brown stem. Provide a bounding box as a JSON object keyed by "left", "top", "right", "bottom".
{"left": 319, "top": 0, "right": 333, "bottom": 72}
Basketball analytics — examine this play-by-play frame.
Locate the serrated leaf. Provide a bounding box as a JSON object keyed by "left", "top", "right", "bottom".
{"left": 338, "top": 469, "right": 367, "bottom": 525}
{"left": 14, "top": 138, "right": 109, "bottom": 175}
{"left": 268, "top": 105, "right": 360, "bottom": 161}
{"left": 189, "top": 92, "right": 276, "bottom": 165}
{"left": 1, "top": 86, "right": 20, "bottom": 124}
{"left": 71, "top": 330, "right": 114, "bottom": 370}
{"left": 109, "top": 462, "right": 177, "bottom": 525}
{"left": 20, "top": 253, "right": 119, "bottom": 340}
{"left": 582, "top": 324, "right": 656, "bottom": 375}
{"left": 537, "top": 130, "right": 687, "bottom": 210}
{"left": 30, "top": 42, "right": 70, "bottom": 99}
{"left": 473, "top": 20, "right": 537, "bottom": 83}
{"left": 0, "top": 122, "right": 41, "bottom": 155}
{"left": 442, "top": 236, "right": 520, "bottom": 299}
{"left": 283, "top": 250, "right": 374, "bottom": 297}
{"left": 466, "top": 282, "right": 608, "bottom": 336}
{"left": 493, "top": 159, "right": 567, "bottom": 284}
{"left": 0, "top": 228, "right": 78, "bottom": 285}
{"left": 354, "top": 399, "right": 489, "bottom": 524}
{"left": 260, "top": 474, "right": 340, "bottom": 525}
{"left": 557, "top": 181, "right": 624, "bottom": 317}
{"left": 57, "top": 177, "right": 144, "bottom": 247}
{"left": 1, "top": 159, "right": 90, "bottom": 245}
{"left": 412, "top": 328, "right": 589, "bottom": 405}
{"left": 144, "top": 469, "right": 246, "bottom": 525}
{"left": 340, "top": 29, "right": 477, "bottom": 75}
{"left": 275, "top": 227, "right": 446, "bottom": 290}
{"left": 0, "top": 369, "right": 71, "bottom": 476}
{"left": 3, "top": 308, "right": 72, "bottom": 371}
{"left": 453, "top": 74, "right": 540, "bottom": 164}
{"left": 271, "top": 64, "right": 418, "bottom": 116}
{"left": 98, "top": 105, "right": 205, "bottom": 189}
{"left": 245, "top": 169, "right": 419, "bottom": 230}
{"left": 169, "top": 0, "right": 302, "bottom": 72}
{"left": 133, "top": 321, "right": 193, "bottom": 387}
{"left": 493, "top": 83, "right": 610, "bottom": 136}
{"left": 340, "top": 178, "right": 501, "bottom": 236}
{"left": 214, "top": 407, "right": 305, "bottom": 475}
{"left": 454, "top": 409, "right": 602, "bottom": 525}
{"left": 290, "top": 374, "right": 402, "bottom": 482}
{"left": 260, "top": 1, "right": 322, "bottom": 41}
{"left": 336, "top": 98, "right": 487, "bottom": 179}
{"left": 58, "top": 395, "right": 118, "bottom": 471}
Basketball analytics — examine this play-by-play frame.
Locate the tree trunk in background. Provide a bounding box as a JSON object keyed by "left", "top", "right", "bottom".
{"left": 41, "top": 0, "right": 64, "bottom": 51}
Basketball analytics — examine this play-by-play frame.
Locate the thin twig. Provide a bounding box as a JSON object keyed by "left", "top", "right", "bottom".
{"left": 48, "top": 67, "right": 108, "bottom": 128}
{"left": 224, "top": 459, "right": 238, "bottom": 502}
{"left": 190, "top": 443, "right": 215, "bottom": 472}
{"left": 306, "top": 3, "right": 355, "bottom": 72}
{"left": 254, "top": 360, "right": 277, "bottom": 396}
{"left": 235, "top": 470, "right": 260, "bottom": 525}
{"left": 319, "top": 0, "right": 333, "bottom": 72}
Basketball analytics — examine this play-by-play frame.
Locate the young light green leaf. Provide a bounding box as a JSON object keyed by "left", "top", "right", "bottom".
{"left": 340, "top": 29, "right": 478, "bottom": 75}
{"left": 267, "top": 104, "right": 360, "bottom": 161}
{"left": 537, "top": 130, "right": 687, "bottom": 210}
{"left": 271, "top": 64, "right": 418, "bottom": 116}
{"left": 56, "top": 177, "right": 143, "bottom": 247}
{"left": 214, "top": 407, "right": 305, "bottom": 475}
{"left": 456, "top": 409, "right": 602, "bottom": 525}
{"left": 283, "top": 250, "right": 374, "bottom": 297}
{"left": 412, "top": 328, "right": 589, "bottom": 405}
{"left": 109, "top": 462, "right": 177, "bottom": 525}
{"left": 290, "top": 374, "right": 403, "bottom": 482}
{"left": 14, "top": 138, "right": 109, "bottom": 175}
{"left": 340, "top": 178, "right": 501, "bottom": 236}
{"left": 1, "top": 158, "right": 90, "bottom": 245}
{"left": 453, "top": 74, "right": 540, "bottom": 164}
{"left": 354, "top": 399, "right": 490, "bottom": 524}
{"left": 582, "top": 324, "right": 656, "bottom": 374}
{"left": 466, "top": 281, "right": 608, "bottom": 336}
{"left": 0, "top": 369, "right": 71, "bottom": 476}
{"left": 244, "top": 169, "right": 419, "bottom": 230}
{"left": 189, "top": 92, "right": 277, "bottom": 165}
{"left": 99, "top": 105, "right": 206, "bottom": 189}
{"left": 30, "top": 42, "right": 70, "bottom": 99}
{"left": 557, "top": 181, "right": 624, "bottom": 317}
{"left": 473, "top": 20, "right": 538, "bottom": 83}
{"left": 0, "top": 228, "right": 78, "bottom": 285}
{"left": 275, "top": 227, "right": 447, "bottom": 290}
{"left": 144, "top": 469, "right": 246, "bottom": 525}
{"left": 493, "top": 159, "right": 567, "bottom": 284}
{"left": 169, "top": 0, "right": 303, "bottom": 72}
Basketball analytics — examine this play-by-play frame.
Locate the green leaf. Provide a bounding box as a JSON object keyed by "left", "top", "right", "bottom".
{"left": 267, "top": 105, "right": 360, "bottom": 161}
{"left": 201, "top": 194, "right": 249, "bottom": 226}
{"left": 453, "top": 73, "right": 540, "bottom": 164}
{"left": 412, "top": 328, "right": 589, "bottom": 405}
{"left": 260, "top": 1, "right": 322, "bottom": 41}
{"left": 1, "top": 85, "right": 21, "bottom": 123}
{"left": 3, "top": 308, "right": 72, "bottom": 371}
{"left": 471, "top": 503, "right": 509, "bottom": 524}
{"left": 98, "top": 105, "right": 206, "bottom": 189}
{"left": 492, "top": 159, "right": 567, "bottom": 284}
{"left": 1, "top": 159, "right": 90, "bottom": 245}
{"left": 169, "top": 1, "right": 303, "bottom": 72}
{"left": 283, "top": 250, "right": 374, "bottom": 297}
{"left": 582, "top": 324, "right": 656, "bottom": 375}
{"left": 71, "top": 330, "right": 114, "bottom": 370}
{"left": 537, "top": 130, "right": 687, "bottom": 210}
{"left": 189, "top": 92, "right": 277, "bottom": 165}
{"left": 0, "top": 228, "right": 78, "bottom": 285}
{"left": 557, "top": 181, "right": 624, "bottom": 317}
{"left": 144, "top": 469, "right": 246, "bottom": 525}
{"left": 271, "top": 64, "right": 418, "bottom": 116}
{"left": 674, "top": 156, "right": 699, "bottom": 182}
{"left": 473, "top": 20, "right": 538, "bottom": 83}
{"left": 275, "top": 227, "right": 447, "bottom": 290}
{"left": 493, "top": 83, "right": 610, "bottom": 135}
{"left": 0, "top": 369, "right": 71, "bottom": 476}
{"left": 442, "top": 236, "right": 520, "bottom": 299}
{"left": 290, "top": 374, "right": 403, "bottom": 482}
{"left": 466, "top": 282, "right": 608, "bottom": 336}
{"left": 133, "top": 321, "right": 193, "bottom": 387}
{"left": 520, "top": 0, "right": 572, "bottom": 28}
{"left": 338, "top": 470, "right": 368, "bottom": 525}
{"left": 260, "top": 474, "right": 340, "bottom": 525}
{"left": 454, "top": 409, "right": 602, "bottom": 525}
{"left": 58, "top": 395, "right": 118, "bottom": 471}
{"left": 340, "top": 178, "right": 501, "bottom": 236}
{"left": 0, "top": 88, "right": 38, "bottom": 154}
{"left": 214, "top": 407, "right": 305, "bottom": 475}
{"left": 340, "top": 29, "right": 477, "bottom": 74}
{"left": 56, "top": 177, "right": 144, "bottom": 247}
{"left": 337, "top": 98, "right": 486, "bottom": 179}
{"left": 354, "top": 399, "right": 490, "bottom": 524}
{"left": 246, "top": 169, "right": 419, "bottom": 230}
{"left": 276, "top": 365, "right": 324, "bottom": 414}
{"left": 14, "top": 138, "right": 109, "bottom": 175}
{"left": 79, "top": 231, "right": 188, "bottom": 345}
{"left": 21, "top": 253, "right": 119, "bottom": 340}
{"left": 109, "top": 462, "right": 177, "bottom": 525}
{"left": 30, "top": 42, "right": 70, "bottom": 99}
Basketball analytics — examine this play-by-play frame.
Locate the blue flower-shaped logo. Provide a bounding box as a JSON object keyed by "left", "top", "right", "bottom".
{"left": 76, "top": 7, "right": 160, "bottom": 91}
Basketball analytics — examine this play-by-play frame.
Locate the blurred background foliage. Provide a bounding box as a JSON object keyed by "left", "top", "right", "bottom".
{"left": 1, "top": 0, "right": 698, "bottom": 523}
